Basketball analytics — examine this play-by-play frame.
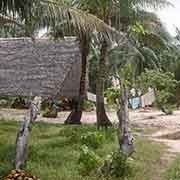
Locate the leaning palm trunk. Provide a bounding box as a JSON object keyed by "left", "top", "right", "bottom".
{"left": 96, "top": 39, "right": 112, "bottom": 129}
{"left": 65, "top": 34, "right": 90, "bottom": 124}
{"left": 15, "top": 97, "right": 41, "bottom": 169}
{"left": 117, "top": 86, "right": 134, "bottom": 156}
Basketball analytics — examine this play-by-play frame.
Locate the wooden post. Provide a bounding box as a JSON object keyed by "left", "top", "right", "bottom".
{"left": 15, "top": 97, "right": 41, "bottom": 169}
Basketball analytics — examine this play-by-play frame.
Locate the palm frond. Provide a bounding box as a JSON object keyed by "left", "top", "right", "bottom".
{"left": 0, "top": 0, "right": 128, "bottom": 43}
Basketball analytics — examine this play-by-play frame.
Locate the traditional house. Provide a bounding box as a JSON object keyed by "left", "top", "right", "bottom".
{"left": 0, "top": 38, "right": 81, "bottom": 98}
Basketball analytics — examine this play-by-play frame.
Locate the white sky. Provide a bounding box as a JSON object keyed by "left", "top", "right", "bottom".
{"left": 152, "top": 0, "right": 180, "bottom": 36}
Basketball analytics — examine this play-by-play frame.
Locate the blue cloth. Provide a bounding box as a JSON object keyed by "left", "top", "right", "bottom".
{"left": 129, "top": 97, "right": 140, "bottom": 110}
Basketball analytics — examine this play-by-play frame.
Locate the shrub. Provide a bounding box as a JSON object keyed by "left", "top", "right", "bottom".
{"left": 83, "top": 100, "right": 95, "bottom": 112}
{"left": 80, "top": 132, "right": 105, "bottom": 149}
{"left": 138, "top": 70, "right": 179, "bottom": 114}
{"left": 111, "top": 151, "right": 132, "bottom": 177}
{"left": 11, "top": 96, "right": 28, "bottom": 109}
{"left": 100, "top": 151, "right": 132, "bottom": 178}
{"left": 78, "top": 145, "right": 101, "bottom": 175}
{"left": 0, "top": 99, "right": 8, "bottom": 107}
{"left": 42, "top": 108, "right": 57, "bottom": 118}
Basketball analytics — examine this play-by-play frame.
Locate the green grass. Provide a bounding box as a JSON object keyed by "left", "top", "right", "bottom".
{"left": 164, "top": 155, "right": 180, "bottom": 180}
{"left": 0, "top": 119, "right": 166, "bottom": 180}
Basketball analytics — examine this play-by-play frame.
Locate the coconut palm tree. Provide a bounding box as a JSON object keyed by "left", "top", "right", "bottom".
{"left": 72, "top": 0, "right": 122, "bottom": 128}
{"left": 118, "top": 5, "right": 173, "bottom": 154}
{"left": 0, "top": 0, "right": 126, "bottom": 125}
{"left": 65, "top": 32, "right": 91, "bottom": 124}
{"left": 0, "top": 0, "right": 122, "bottom": 36}
{"left": 72, "top": 0, "right": 172, "bottom": 128}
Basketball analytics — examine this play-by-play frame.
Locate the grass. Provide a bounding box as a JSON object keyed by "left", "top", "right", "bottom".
{"left": 164, "top": 155, "right": 180, "bottom": 180}
{"left": 0, "top": 119, "right": 167, "bottom": 180}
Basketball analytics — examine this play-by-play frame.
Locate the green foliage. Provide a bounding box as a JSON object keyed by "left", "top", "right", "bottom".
{"left": 110, "top": 151, "right": 132, "bottom": 178}
{"left": 0, "top": 99, "right": 9, "bottom": 108}
{"left": 83, "top": 100, "right": 95, "bottom": 111}
{"left": 80, "top": 132, "right": 105, "bottom": 149}
{"left": 0, "top": 96, "right": 28, "bottom": 109}
{"left": 105, "top": 87, "right": 120, "bottom": 105}
{"left": 119, "top": 64, "right": 134, "bottom": 88}
{"left": 131, "top": 22, "right": 146, "bottom": 35}
{"left": 138, "top": 69, "right": 179, "bottom": 114}
{"left": 41, "top": 98, "right": 57, "bottom": 111}
{"left": 100, "top": 150, "right": 132, "bottom": 178}
{"left": 138, "top": 70, "right": 177, "bottom": 92}
{"left": 78, "top": 145, "right": 101, "bottom": 175}
{"left": 105, "top": 64, "right": 134, "bottom": 108}
{"left": 42, "top": 108, "right": 57, "bottom": 118}
{"left": 41, "top": 99, "right": 59, "bottom": 118}
{"left": 11, "top": 96, "right": 28, "bottom": 109}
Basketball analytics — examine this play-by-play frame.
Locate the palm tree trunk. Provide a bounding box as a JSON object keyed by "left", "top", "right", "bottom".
{"left": 115, "top": 0, "right": 134, "bottom": 155}
{"left": 96, "top": 39, "right": 112, "bottom": 129}
{"left": 15, "top": 97, "right": 41, "bottom": 169}
{"left": 65, "top": 34, "right": 90, "bottom": 124}
{"left": 117, "top": 86, "right": 134, "bottom": 156}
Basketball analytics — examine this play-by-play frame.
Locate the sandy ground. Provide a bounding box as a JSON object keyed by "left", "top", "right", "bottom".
{"left": 1, "top": 108, "right": 180, "bottom": 129}
{"left": 1, "top": 108, "right": 180, "bottom": 153}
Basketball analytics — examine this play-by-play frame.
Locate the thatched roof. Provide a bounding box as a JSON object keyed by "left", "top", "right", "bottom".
{"left": 0, "top": 38, "right": 81, "bottom": 98}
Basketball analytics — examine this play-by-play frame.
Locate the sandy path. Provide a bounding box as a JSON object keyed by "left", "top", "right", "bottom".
{"left": 1, "top": 108, "right": 180, "bottom": 126}
{"left": 1, "top": 108, "right": 180, "bottom": 152}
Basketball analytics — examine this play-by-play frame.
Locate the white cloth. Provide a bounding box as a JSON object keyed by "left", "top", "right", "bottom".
{"left": 87, "top": 92, "right": 107, "bottom": 104}
{"left": 141, "top": 88, "right": 155, "bottom": 107}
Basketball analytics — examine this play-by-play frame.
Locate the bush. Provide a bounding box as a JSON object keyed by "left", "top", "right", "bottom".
{"left": 78, "top": 145, "right": 101, "bottom": 175}
{"left": 138, "top": 70, "right": 179, "bottom": 114}
{"left": 80, "top": 132, "right": 105, "bottom": 149}
{"left": 42, "top": 108, "right": 57, "bottom": 118}
{"left": 100, "top": 151, "right": 132, "bottom": 178}
{"left": 111, "top": 151, "right": 132, "bottom": 178}
{"left": 0, "top": 99, "right": 8, "bottom": 108}
{"left": 11, "top": 96, "right": 28, "bottom": 109}
{"left": 83, "top": 100, "right": 95, "bottom": 112}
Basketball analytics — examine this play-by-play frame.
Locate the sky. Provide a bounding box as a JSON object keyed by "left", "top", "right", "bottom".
{"left": 151, "top": 0, "right": 180, "bottom": 36}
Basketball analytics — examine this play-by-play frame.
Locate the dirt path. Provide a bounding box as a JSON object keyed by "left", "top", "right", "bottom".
{"left": 131, "top": 110, "right": 180, "bottom": 153}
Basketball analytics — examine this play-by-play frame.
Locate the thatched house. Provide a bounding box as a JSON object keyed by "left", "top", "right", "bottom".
{"left": 0, "top": 38, "right": 81, "bottom": 98}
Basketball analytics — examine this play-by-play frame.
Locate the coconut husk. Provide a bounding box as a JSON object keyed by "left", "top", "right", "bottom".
{"left": 4, "top": 169, "right": 40, "bottom": 180}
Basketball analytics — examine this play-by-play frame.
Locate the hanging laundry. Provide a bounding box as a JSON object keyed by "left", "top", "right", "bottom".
{"left": 129, "top": 97, "right": 141, "bottom": 110}
{"left": 141, "top": 88, "right": 156, "bottom": 108}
